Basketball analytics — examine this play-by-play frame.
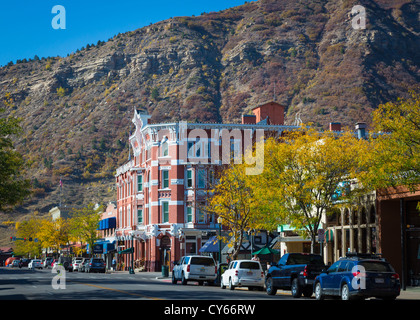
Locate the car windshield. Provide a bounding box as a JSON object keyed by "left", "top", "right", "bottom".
{"left": 359, "top": 261, "right": 394, "bottom": 272}
{"left": 190, "top": 257, "right": 214, "bottom": 266}
{"left": 239, "top": 262, "right": 260, "bottom": 269}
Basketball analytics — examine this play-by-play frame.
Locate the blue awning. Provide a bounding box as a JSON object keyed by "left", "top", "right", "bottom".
{"left": 98, "top": 217, "right": 117, "bottom": 230}
{"left": 199, "top": 236, "right": 219, "bottom": 253}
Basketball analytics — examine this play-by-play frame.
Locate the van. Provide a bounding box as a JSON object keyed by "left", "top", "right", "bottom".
{"left": 172, "top": 255, "right": 217, "bottom": 285}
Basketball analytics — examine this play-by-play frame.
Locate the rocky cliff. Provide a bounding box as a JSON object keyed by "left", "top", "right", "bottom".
{"left": 0, "top": 0, "right": 418, "bottom": 230}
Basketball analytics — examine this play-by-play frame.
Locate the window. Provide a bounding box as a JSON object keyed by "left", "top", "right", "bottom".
{"left": 327, "top": 261, "right": 341, "bottom": 273}
{"left": 138, "top": 175, "right": 143, "bottom": 192}
{"left": 162, "top": 202, "right": 169, "bottom": 223}
{"left": 186, "top": 205, "right": 193, "bottom": 223}
{"left": 338, "top": 261, "right": 349, "bottom": 272}
{"left": 162, "top": 141, "right": 169, "bottom": 157}
{"left": 127, "top": 205, "right": 131, "bottom": 226}
{"left": 197, "top": 169, "right": 206, "bottom": 189}
{"left": 197, "top": 206, "right": 206, "bottom": 223}
{"left": 187, "top": 169, "right": 193, "bottom": 188}
{"left": 162, "top": 170, "right": 169, "bottom": 189}
{"left": 137, "top": 209, "right": 143, "bottom": 224}
{"left": 209, "top": 169, "right": 214, "bottom": 186}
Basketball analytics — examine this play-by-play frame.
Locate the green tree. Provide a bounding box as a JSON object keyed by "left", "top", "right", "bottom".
{"left": 0, "top": 110, "right": 31, "bottom": 211}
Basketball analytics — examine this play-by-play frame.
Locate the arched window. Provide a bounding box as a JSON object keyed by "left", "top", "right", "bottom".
{"left": 162, "top": 140, "right": 169, "bottom": 157}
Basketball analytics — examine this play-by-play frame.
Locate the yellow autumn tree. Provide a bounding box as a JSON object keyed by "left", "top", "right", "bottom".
{"left": 14, "top": 214, "right": 43, "bottom": 257}
{"left": 206, "top": 163, "right": 261, "bottom": 260}
{"left": 253, "top": 126, "right": 369, "bottom": 252}
{"left": 358, "top": 90, "right": 420, "bottom": 191}
{"left": 38, "top": 217, "right": 70, "bottom": 255}
{"left": 69, "top": 203, "right": 103, "bottom": 257}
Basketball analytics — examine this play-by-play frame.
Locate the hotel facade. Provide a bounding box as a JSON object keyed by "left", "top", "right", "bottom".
{"left": 114, "top": 102, "right": 297, "bottom": 271}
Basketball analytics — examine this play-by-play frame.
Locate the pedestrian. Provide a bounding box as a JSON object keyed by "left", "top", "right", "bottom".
{"left": 112, "top": 257, "right": 116, "bottom": 271}
{"left": 252, "top": 254, "right": 260, "bottom": 261}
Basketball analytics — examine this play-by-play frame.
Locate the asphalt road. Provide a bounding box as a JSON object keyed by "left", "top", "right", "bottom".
{"left": 0, "top": 266, "right": 295, "bottom": 301}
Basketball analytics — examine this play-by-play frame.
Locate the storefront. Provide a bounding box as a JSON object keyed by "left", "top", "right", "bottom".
{"left": 377, "top": 186, "right": 420, "bottom": 289}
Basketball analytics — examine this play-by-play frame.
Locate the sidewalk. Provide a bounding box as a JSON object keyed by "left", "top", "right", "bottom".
{"left": 399, "top": 287, "right": 420, "bottom": 300}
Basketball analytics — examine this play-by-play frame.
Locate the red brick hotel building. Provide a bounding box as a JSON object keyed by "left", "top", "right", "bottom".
{"left": 115, "top": 102, "right": 297, "bottom": 271}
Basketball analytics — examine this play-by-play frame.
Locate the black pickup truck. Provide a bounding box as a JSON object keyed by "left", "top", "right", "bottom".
{"left": 265, "top": 253, "right": 325, "bottom": 298}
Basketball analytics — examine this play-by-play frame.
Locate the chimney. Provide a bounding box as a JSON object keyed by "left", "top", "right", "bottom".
{"left": 355, "top": 122, "right": 367, "bottom": 139}
{"left": 241, "top": 114, "right": 256, "bottom": 124}
{"left": 329, "top": 122, "right": 341, "bottom": 132}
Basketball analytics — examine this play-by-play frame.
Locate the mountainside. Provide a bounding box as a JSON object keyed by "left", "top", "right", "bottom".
{"left": 0, "top": 0, "right": 419, "bottom": 239}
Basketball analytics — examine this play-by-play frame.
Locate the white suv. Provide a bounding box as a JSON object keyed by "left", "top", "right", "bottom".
{"left": 72, "top": 258, "right": 83, "bottom": 271}
{"left": 28, "top": 259, "right": 43, "bottom": 269}
{"left": 172, "top": 255, "right": 217, "bottom": 285}
{"left": 220, "top": 260, "right": 265, "bottom": 290}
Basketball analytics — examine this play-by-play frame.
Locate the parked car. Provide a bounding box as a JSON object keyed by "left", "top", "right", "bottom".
{"left": 79, "top": 258, "right": 90, "bottom": 272}
{"left": 220, "top": 260, "right": 265, "bottom": 291}
{"left": 72, "top": 258, "right": 84, "bottom": 271}
{"left": 51, "top": 259, "right": 58, "bottom": 268}
{"left": 11, "top": 260, "right": 20, "bottom": 268}
{"left": 28, "top": 259, "right": 43, "bottom": 269}
{"left": 85, "top": 258, "right": 106, "bottom": 273}
{"left": 20, "top": 259, "right": 30, "bottom": 267}
{"left": 5, "top": 257, "right": 19, "bottom": 267}
{"left": 43, "top": 257, "right": 53, "bottom": 268}
{"left": 265, "top": 253, "right": 325, "bottom": 298}
{"left": 314, "top": 253, "right": 400, "bottom": 300}
{"left": 58, "top": 256, "right": 73, "bottom": 272}
{"left": 172, "top": 255, "right": 217, "bottom": 285}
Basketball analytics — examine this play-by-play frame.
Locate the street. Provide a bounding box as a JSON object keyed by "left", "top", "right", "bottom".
{"left": 1, "top": 266, "right": 419, "bottom": 305}
{"left": 0, "top": 266, "right": 296, "bottom": 301}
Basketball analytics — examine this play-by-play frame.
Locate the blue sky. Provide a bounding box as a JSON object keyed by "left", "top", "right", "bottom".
{"left": 0, "top": 0, "right": 248, "bottom": 67}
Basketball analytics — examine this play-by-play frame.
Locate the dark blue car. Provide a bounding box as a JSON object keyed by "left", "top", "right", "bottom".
{"left": 314, "top": 253, "right": 400, "bottom": 300}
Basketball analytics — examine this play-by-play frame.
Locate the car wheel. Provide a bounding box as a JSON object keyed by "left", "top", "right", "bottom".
{"left": 266, "top": 276, "right": 277, "bottom": 295}
{"left": 172, "top": 272, "right": 177, "bottom": 284}
{"left": 228, "top": 278, "right": 235, "bottom": 290}
{"left": 341, "top": 283, "right": 350, "bottom": 301}
{"left": 181, "top": 272, "right": 188, "bottom": 285}
{"left": 315, "top": 282, "right": 324, "bottom": 300}
{"left": 220, "top": 277, "right": 225, "bottom": 289}
{"left": 291, "top": 278, "right": 302, "bottom": 298}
